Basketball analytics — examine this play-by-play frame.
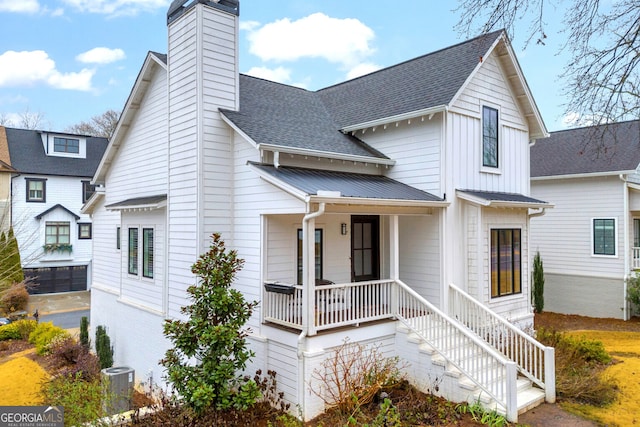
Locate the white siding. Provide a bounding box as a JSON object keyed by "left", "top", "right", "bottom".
{"left": 530, "top": 176, "right": 626, "bottom": 278}
{"left": 13, "top": 175, "right": 93, "bottom": 270}
{"left": 91, "top": 197, "right": 121, "bottom": 293}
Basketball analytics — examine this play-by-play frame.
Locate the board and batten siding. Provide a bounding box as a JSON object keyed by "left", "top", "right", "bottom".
{"left": 530, "top": 176, "right": 626, "bottom": 278}
{"left": 448, "top": 51, "right": 530, "bottom": 195}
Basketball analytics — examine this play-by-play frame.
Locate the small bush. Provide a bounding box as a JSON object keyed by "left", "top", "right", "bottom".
{"left": 0, "top": 323, "right": 21, "bottom": 341}
{"left": 0, "top": 282, "right": 29, "bottom": 315}
{"left": 627, "top": 273, "right": 640, "bottom": 314}
{"left": 28, "top": 321, "right": 70, "bottom": 355}
{"left": 537, "top": 327, "right": 618, "bottom": 405}
{"left": 95, "top": 325, "right": 113, "bottom": 369}
{"left": 12, "top": 319, "right": 37, "bottom": 340}
{"left": 48, "top": 336, "right": 101, "bottom": 381}
{"left": 532, "top": 251, "right": 544, "bottom": 313}
{"left": 79, "top": 316, "right": 89, "bottom": 349}
{"left": 41, "top": 372, "right": 106, "bottom": 426}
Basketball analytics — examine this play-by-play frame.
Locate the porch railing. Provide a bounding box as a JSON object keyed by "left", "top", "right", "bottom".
{"left": 263, "top": 279, "right": 396, "bottom": 331}
{"left": 449, "top": 283, "right": 555, "bottom": 403}
{"left": 632, "top": 247, "right": 640, "bottom": 270}
{"left": 395, "top": 280, "right": 518, "bottom": 420}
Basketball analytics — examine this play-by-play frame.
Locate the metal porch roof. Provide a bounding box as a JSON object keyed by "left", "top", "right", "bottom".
{"left": 457, "top": 189, "right": 551, "bottom": 208}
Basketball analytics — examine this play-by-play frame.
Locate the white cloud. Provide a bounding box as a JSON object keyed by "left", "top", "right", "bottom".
{"left": 0, "top": 0, "right": 40, "bottom": 13}
{"left": 76, "top": 47, "right": 126, "bottom": 64}
{"left": 62, "top": 0, "right": 169, "bottom": 16}
{"left": 346, "top": 62, "right": 381, "bottom": 81}
{"left": 247, "top": 13, "right": 376, "bottom": 69}
{"left": 245, "top": 66, "right": 292, "bottom": 84}
{"left": 0, "top": 50, "right": 94, "bottom": 91}
{"left": 240, "top": 20, "right": 260, "bottom": 32}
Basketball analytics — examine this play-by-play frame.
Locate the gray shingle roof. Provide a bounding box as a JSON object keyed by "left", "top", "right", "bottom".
{"left": 5, "top": 127, "right": 109, "bottom": 177}
{"left": 531, "top": 120, "right": 640, "bottom": 177}
{"left": 221, "top": 31, "right": 504, "bottom": 159}
{"left": 250, "top": 163, "right": 444, "bottom": 202}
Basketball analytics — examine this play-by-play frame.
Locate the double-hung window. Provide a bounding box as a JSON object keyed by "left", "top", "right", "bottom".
{"left": 482, "top": 106, "right": 499, "bottom": 168}
{"left": 490, "top": 228, "right": 521, "bottom": 298}
{"left": 128, "top": 227, "right": 154, "bottom": 278}
{"left": 593, "top": 218, "right": 616, "bottom": 256}
{"left": 26, "top": 178, "right": 46, "bottom": 202}
{"left": 78, "top": 223, "right": 92, "bottom": 239}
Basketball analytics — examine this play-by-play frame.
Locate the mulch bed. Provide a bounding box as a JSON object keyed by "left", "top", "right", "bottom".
{"left": 535, "top": 312, "right": 640, "bottom": 332}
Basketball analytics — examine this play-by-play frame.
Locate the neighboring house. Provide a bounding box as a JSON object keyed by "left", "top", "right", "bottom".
{"left": 0, "top": 127, "right": 17, "bottom": 232}
{"left": 4, "top": 127, "right": 108, "bottom": 294}
{"left": 530, "top": 120, "right": 640, "bottom": 320}
{"left": 84, "top": 0, "right": 555, "bottom": 421}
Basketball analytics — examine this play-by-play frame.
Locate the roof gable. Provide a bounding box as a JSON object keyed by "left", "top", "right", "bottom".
{"left": 531, "top": 120, "right": 640, "bottom": 178}
{"left": 35, "top": 204, "right": 80, "bottom": 220}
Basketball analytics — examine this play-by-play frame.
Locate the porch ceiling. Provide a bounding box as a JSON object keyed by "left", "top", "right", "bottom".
{"left": 456, "top": 189, "right": 552, "bottom": 209}
{"left": 249, "top": 162, "right": 449, "bottom": 208}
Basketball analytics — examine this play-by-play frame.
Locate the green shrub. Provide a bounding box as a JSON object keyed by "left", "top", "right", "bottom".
{"left": 41, "top": 372, "right": 106, "bottom": 426}
{"left": 28, "top": 321, "right": 70, "bottom": 355}
{"left": 627, "top": 273, "right": 640, "bottom": 314}
{"left": 12, "top": 319, "right": 36, "bottom": 340}
{"left": 95, "top": 325, "right": 113, "bottom": 369}
{"left": 0, "top": 323, "right": 21, "bottom": 341}
{"left": 161, "top": 233, "right": 260, "bottom": 414}
{"left": 532, "top": 251, "right": 544, "bottom": 313}
{"left": 79, "top": 316, "right": 89, "bottom": 349}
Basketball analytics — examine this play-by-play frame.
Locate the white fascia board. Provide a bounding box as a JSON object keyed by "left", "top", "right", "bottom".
{"left": 531, "top": 170, "right": 636, "bottom": 181}
{"left": 308, "top": 195, "right": 449, "bottom": 208}
{"left": 257, "top": 143, "right": 395, "bottom": 166}
{"left": 219, "top": 112, "right": 258, "bottom": 149}
{"left": 80, "top": 190, "right": 104, "bottom": 215}
{"left": 106, "top": 199, "right": 167, "bottom": 212}
{"left": 341, "top": 105, "right": 447, "bottom": 133}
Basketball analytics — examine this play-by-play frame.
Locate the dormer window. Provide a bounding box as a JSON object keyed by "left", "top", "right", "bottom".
{"left": 54, "top": 137, "right": 80, "bottom": 154}
{"left": 482, "top": 106, "right": 499, "bottom": 168}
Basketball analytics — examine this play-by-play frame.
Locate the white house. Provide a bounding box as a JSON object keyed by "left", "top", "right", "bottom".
{"left": 530, "top": 120, "right": 640, "bottom": 320}
{"left": 85, "top": 0, "right": 555, "bottom": 421}
{"left": 4, "top": 127, "right": 108, "bottom": 294}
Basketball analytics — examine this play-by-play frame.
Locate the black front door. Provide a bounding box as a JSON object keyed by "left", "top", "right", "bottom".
{"left": 351, "top": 215, "right": 380, "bottom": 282}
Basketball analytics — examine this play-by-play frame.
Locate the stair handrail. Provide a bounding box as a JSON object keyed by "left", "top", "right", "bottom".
{"left": 448, "top": 283, "right": 555, "bottom": 403}
{"left": 394, "top": 280, "right": 518, "bottom": 421}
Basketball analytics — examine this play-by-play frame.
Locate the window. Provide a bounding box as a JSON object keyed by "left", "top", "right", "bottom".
{"left": 143, "top": 228, "right": 154, "bottom": 278}
{"left": 117, "top": 227, "right": 121, "bottom": 250}
{"left": 128, "top": 228, "right": 138, "bottom": 275}
{"left": 78, "top": 223, "right": 92, "bottom": 239}
{"left": 593, "top": 218, "right": 616, "bottom": 256}
{"left": 46, "top": 222, "right": 70, "bottom": 245}
{"left": 491, "top": 229, "right": 521, "bottom": 298}
{"left": 297, "top": 229, "right": 323, "bottom": 284}
{"left": 82, "top": 181, "right": 96, "bottom": 203}
{"left": 26, "top": 178, "right": 46, "bottom": 202}
{"left": 54, "top": 137, "right": 80, "bottom": 154}
{"left": 482, "top": 106, "right": 499, "bottom": 168}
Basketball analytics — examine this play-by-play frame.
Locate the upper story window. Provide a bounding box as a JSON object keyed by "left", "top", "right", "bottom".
{"left": 593, "top": 218, "right": 616, "bottom": 256}
{"left": 54, "top": 137, "right": 80, "bottom": 154}
{"left": 82, "top": 180, "right": 96, "bottom": 203}
{"left": 482, "top": 106, "right": 499, "bottom": 168}
{"left": 26, "top": 178, "right": 46, "bottom": 202}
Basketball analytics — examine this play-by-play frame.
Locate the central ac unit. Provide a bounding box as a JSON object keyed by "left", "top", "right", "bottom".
{"left": 102, "top": 366, "right": 135, "bottom": 415}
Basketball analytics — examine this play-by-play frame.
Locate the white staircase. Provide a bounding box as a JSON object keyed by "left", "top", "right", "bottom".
{"left": 393, "top": 282, "right": 554, "bottom": 422}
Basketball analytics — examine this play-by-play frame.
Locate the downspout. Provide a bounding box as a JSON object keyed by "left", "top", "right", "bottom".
{"left": 620, "top": 174, "right": 630, "bottom": 320}
{"left": 297, "top": 201, "right": 325, "bottom": 419}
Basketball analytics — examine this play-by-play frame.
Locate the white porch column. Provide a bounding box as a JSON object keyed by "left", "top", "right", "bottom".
{"left": 303, "top": 203, "right": 325, "bottom": 336}
{"left": 389, "top": 215, "right": 399, "bottom": 281}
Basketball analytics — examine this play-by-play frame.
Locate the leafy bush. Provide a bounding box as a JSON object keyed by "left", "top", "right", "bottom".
{"left": 161, "top": 233, "right": 259, "bottom": 415}
{"left": 532, "top": 251, "right": 544, "bottom": 313}
{"left": 627, "top": 273, "right": 640, "bottom": 314}
{"left": 537, "top": 327, "right": 617, "bottom": 405}
{"left": 41, "top": 372, "right": 106, "bottom": 426}
{"left": 0, "top": 282, "right": 29, "bottom": 315}
{"left": 28, "top": 321, "right": 70, "bottom": 355}
{"left": 79, "top": 316, "right": 89, "bottom": 349}
{"left": 0, "top": 323, "right": 21, "bottom": 341}
{"left": 12, "top": 319, "right": 36, "bottom": 340}
{"left": 49, "top": 335, "right": 102, "bottom": 381}
{"left": 95, "top": 325, "right": 113, "bottom": 369}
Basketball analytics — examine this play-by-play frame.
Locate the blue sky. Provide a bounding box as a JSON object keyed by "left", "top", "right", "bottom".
{"left": 0, "top": 0, "right": 571, "bottom": 132}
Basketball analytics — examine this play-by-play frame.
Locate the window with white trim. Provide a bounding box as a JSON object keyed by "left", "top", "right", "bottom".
{"left": 54, "top": 137, "right": 80, "bottom": 154}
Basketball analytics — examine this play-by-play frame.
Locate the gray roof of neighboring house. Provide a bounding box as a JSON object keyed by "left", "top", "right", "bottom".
{"left": 220, "top": 30, "right": 504, "bottom": 159}
{"left": 5, "top": 127, "right": 109, "bottom": 177}
{"left": 531, "top": 120, "right": 640, "bottom": 178}
{"left": 250, "top": 163, "right": 444, "bottom": 202}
